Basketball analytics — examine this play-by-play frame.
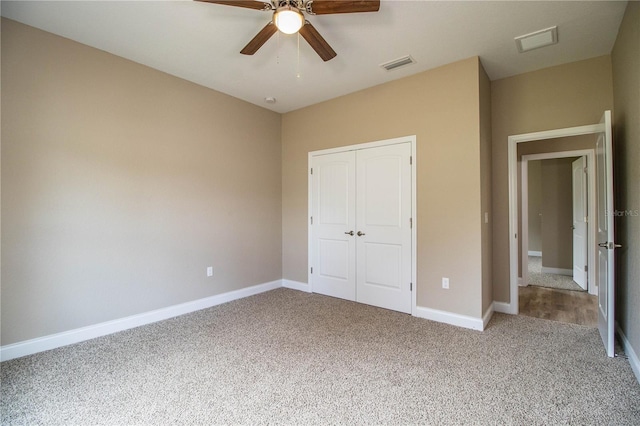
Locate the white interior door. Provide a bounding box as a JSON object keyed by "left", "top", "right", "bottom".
{"left": 355, "top": 143, "right": 412, "bottom": 314}
{"left": 310, "top": 141, "right": 413, "bottom": 314}
{"left": 311, "top": 151, "right": 356, "bottom": 301}
{"left": 572, "top": 156, "right": 588, "bottom": 290}
{"left": 596, "top": 110, "right": 615, "bottom": 358}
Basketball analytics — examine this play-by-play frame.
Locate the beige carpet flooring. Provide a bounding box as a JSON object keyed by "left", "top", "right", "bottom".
{"left": 528, "top": 256, "right": 585, "bottom": 292}
{"left": 2, "top": 288, "right": 639, "bottom": 425}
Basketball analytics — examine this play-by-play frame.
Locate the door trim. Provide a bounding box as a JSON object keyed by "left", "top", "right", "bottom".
{"left": 520, "top": 150, "right": 596, "bottom": 296}
{"left": 506, "top": 124, "right": 601, "bottom": 314}
{"left": 308, "top": 135, "right": 417, "bottom": 315}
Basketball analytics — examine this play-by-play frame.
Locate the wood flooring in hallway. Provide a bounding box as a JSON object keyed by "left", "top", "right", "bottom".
{"left": 519, "top": 285, "right": 598, "bottom": 327}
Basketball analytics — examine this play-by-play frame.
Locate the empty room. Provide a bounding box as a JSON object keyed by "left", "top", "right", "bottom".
{"left": 2, "top": 1, "right": 639, "bottom": 424}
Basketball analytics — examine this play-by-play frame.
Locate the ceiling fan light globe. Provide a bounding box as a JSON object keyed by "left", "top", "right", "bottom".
{"left": 274, "top": 8, "right": 304, "bottom": 34}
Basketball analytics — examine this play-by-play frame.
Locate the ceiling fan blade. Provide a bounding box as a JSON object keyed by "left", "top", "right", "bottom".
{"left": 194, "top": 0, "right": 271, "bottom": 12}
{"left": 240, "top": 22, "right": 278, "bottom": 55}
{"left": 299, "top": 21, "right": 337, "bottom": 62}
{"left": 307, "top": 0, "right": 380, "bottom": 15}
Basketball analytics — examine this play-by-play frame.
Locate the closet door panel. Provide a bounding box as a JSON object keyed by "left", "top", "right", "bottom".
{"left": 356, "top": 143, "right": 412, "bottom": 313}
{"left": 311, "top": 151, "right": 356, "bottom": 301}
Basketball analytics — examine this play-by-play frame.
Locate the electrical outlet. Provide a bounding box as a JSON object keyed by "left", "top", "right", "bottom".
{"left": 207, "top": 266, "right": 213, "bottom": 277}
{"left": 442, "top": 277, "right": 449, "bottom": 289}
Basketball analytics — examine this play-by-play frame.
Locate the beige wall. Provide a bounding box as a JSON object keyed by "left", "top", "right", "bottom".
{"left": 479, "top": 64, "right": 493, "bottom": 315}
{"left": 527, "top": 160, "right": 542, "bottom": 253}
{"left": 540, "top": 158, "right": 576, "bottom": 270}
{"left": 492, "top": 56, "right": 613, "bottom": 302}
{"left": 1, "top": 19, "right": 282, "bottom": 345}
{"left": 612, "top": 1, "right": 640, "bottom": 362}
{"left": 282, "top": 57, "right": 487, "bottom": 318}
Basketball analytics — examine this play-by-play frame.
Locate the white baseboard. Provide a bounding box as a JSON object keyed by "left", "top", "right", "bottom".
{"left": 282, "top": 279, "right": 311, "bottom": 293}
{"left": 541, "top": 267, "right": 573, "bottom": 276}
{"left": 494, "top": 301, "right": 517, "bottom": 315}
{"left": 414, "top": 306, "right": 484, "bottom": 331}
{"left": 528, "top": 251, "right": 542, "bottom": 257}
{"left": 518, "top": 277, "right": 525, "bottom": 286}
{"left": 0, "top": 279, "right": 282, "bottom": 362}
{"left": 482, "top": 302, "right": 495, "bottom": 329}
{"left": 616, "top": 323, "right": 640, "bottom": 386}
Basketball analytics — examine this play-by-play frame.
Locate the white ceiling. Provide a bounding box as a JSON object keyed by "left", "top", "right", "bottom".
{"left": 1, "top": 0, "right": 628, "bottom": 113}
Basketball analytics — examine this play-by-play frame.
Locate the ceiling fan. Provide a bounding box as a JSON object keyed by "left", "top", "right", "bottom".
{"left": 195, "top": 0, "right": 381, "bottom": 61}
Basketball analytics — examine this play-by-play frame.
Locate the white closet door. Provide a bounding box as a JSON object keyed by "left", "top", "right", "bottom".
{"left": 311, "top": 151, "right": 356, "bottom": 301}
{"left": 355, "top": 143, "right": 412, "bottom": 313}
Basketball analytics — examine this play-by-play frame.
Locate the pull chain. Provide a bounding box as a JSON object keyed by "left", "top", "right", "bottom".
{"left": 296, "top": 32, "right": 301, "bottom": 79}
{"left": 276, "top": 30, "right": 280, "bottom": 65}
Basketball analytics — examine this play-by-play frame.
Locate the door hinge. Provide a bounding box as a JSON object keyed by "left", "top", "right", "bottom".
{"left": 310, "top": 267, "right": 313, "bottom": 274}
{"left": 584, "top": 167, "right": 588, "bottom": 173}
{"left": 585, "top": 216, "right": 588, "bottom": 223}
{"left": 410, "top": 282, "right": 413, "bottom": 291}
{"left": 310, "top": 168, "right": 313, "bottom": 175}
{"left": 585, "top": 265, "right": 588, "bottom": 272}
{"left": 410, "top": 218, "right": 413, "bottom": 229}
{"left": 310, "top": 216, "right": 313, "bottom": 225}
{"left": 410, "top": 156, "right": 412, "bottom": 165}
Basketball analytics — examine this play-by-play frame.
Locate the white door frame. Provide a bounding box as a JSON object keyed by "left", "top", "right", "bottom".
{"left": 520, "top": 149, "right": 597, "bottom": 296}
{"left": 507, "top": 124, "right": 601, "bottom": 314}
{"left": 308, "top": 135, "right": 417, "bottom": 315}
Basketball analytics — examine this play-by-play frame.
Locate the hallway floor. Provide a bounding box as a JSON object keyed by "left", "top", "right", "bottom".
{"left": 527, "top": 256, "right": 585, "bottom": 292}
{"left": 519, "top": 285, "right": 598, "bottom": 327}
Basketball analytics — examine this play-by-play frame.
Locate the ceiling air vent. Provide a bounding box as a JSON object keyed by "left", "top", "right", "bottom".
{"left": 515, "top": 26, "right": 558, "bottom": 53}
{"left": 380, "top": 55, "right": 416, "bottom": 71}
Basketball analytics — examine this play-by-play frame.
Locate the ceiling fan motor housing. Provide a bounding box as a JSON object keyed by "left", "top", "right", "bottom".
{"left": 272, "top": 0, "right": 317, "bottom": 16}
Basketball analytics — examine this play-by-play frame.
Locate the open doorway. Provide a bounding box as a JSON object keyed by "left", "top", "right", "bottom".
{"left": 527, "top": 157, "right": 584, "bottom": 292}
{"left": 518, "top": 148, "right": 598, "bottom": 327}
{"left": 521, "top": 150, "right": 597, "bottom": 295}
{"left": 507, "top": 112, "right": 617, "bottom": 357}
{"left": 517, "top": 135, "right": 597, "bottom": 327}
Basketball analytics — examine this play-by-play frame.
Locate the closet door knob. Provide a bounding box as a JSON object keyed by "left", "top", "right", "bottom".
{"left": 344, "top": 231, "right": 354, "bottom": 236}
{"left": 357, "top": 231, "right": 365, "bottom": 236}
